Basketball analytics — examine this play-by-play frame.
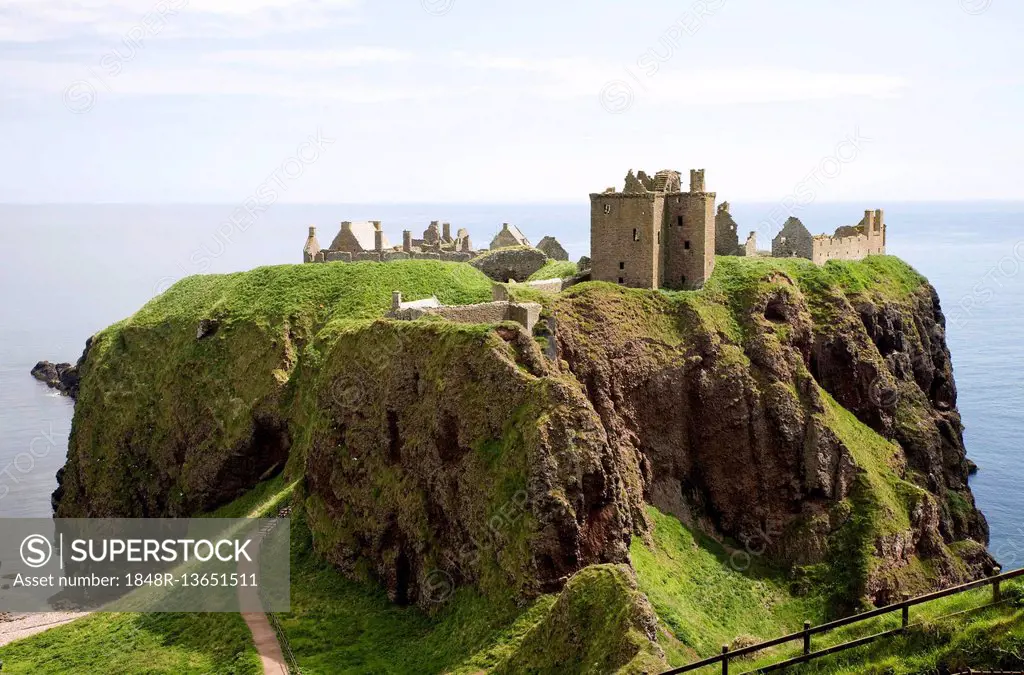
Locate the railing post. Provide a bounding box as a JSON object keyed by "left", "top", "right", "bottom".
{"left": 803, "top": 620, "right": 811, "bottom": 655}
{"left": 721, "top": 645, "right": 729, "bottom": 675}
{"left": 993, "top": 566, "right": 1003, "bottom": 603}
{"left": 901, "top": 593, "right": 910, "bottom": 629}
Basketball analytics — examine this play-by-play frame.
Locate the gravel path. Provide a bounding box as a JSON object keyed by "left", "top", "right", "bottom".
{"left": 0, "top": 611, "right": 90, "bottom": 647}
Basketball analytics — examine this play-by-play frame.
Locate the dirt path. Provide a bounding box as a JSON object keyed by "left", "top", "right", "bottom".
{"left": 238, "top": 516, "right": 290, "bottom": 674}
{"left": 0, "top": 611, "right": 90, "bottom": 647}
{"left": 241, "top": 611, "right": 288, "bottom": 675}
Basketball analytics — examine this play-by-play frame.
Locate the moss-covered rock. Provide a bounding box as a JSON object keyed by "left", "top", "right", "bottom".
{"left": 497, "top": 565, "right": 668, "bottom": 675}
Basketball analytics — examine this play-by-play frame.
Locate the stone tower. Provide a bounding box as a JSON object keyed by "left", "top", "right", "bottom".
{"left": 589, "top": 168, "right": 716, "bottom": 290}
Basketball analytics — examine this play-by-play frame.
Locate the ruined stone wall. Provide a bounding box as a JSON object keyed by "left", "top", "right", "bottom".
{"left": 744, "top": 232, "right": 758, "bottom": 257}
{"left": 523, "top": 278, "right": 564, "bottom": 294}
{"left": 590, "top": 193, "right": 661, "bottom": 289}
{"left": 812, "top": 234, "right": 870, "bottom": 264}
{"left": 310, "top": 251, "right": 472, "bottom": 264}
{"left": 392, "top": 300, "right": 542, "bottom": 332}
{"left": 809, "top": 210, "right": 885, "bottom": 265}
{"left": 714, "top": 204, "right": 740, "bottom": 256}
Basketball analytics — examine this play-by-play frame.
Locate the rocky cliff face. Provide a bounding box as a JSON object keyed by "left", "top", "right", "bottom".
{"left": 51, "top": 258, "right": 992, "bottom": 614}
{"left": 548, "top": 259, "right": 992, "bottom": 607}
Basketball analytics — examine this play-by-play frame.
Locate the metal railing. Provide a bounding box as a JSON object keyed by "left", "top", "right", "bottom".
{"left": 256, "top": 505, "right": 302, "bottom": 674}
{"left": 662, "top": 567, "right": 1023, "bottom": 675}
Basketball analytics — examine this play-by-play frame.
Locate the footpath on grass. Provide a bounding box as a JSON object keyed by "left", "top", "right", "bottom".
{"left": 0, "top": 612, "right": 89, "bottom": 648}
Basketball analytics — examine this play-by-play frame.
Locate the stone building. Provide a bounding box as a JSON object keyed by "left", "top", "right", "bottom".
{"left": 771, "top": 217, "right": 814, "bottom": 259}
{"left": 589, "top": 168, "right": 716, "bottom": 290}
{"left": 490, "top": 223, "right": 531, "bottom": 249}
{"left": 771, "top": 210, "right": 886, "bottom": 264}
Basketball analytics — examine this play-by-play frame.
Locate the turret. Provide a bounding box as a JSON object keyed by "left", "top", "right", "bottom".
{"left": 690, "top": 169, "right": 705, "bottom": 193}
{"left": 303, "top": 225, "right": 321, "bottom": 263}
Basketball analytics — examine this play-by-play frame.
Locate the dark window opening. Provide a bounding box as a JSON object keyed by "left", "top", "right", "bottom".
{"left": 657, "top": 232, "right": 661, "bottom": 244}
{"left": 618, "top": 277, "right": 624, "bottom": 284}
{"left": 677, "top": 215, "right": 683, "bottom": 226}
{"left": 681, "top": 275, "right": 687, "bottom": 286}
{"left": 619, "top": 262, "right": 625, "bottom": 270}
{"left": 684, "top": 240, "right": 691, "bottom": 250}
{"left": 632, "top": 228, "right": 639, "bottom": 242}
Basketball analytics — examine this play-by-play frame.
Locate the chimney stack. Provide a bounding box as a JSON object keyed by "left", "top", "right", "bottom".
{"left": 403, "top": 230, "right": 412, "bottom": 253}
{"left": 443, "top": 222, "right": 451, "bottom": 241}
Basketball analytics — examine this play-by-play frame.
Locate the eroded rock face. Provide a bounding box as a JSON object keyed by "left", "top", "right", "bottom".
{"left": 301, "top": 322, "right": 641, "bottom": 604}
{"left": 550, "top": 274, "right": 992, "bottom": 605}
{"left": 809, "top": 284, "right": 988, "bottom": 546}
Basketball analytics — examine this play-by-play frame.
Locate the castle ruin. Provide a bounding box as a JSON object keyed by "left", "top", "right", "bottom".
{"left": 590, "top": 168, "right": 716, "bottom": 290}
{"left": 771, "top": 210, "right": 886, "bottom": 264}
{"left": 304, "top": 220, "right": 478, "bottom": 264}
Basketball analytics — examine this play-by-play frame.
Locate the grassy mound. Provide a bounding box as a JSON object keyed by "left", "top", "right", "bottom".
{"left": 632, "top": 507, "right": 823, "bottom": 664}
{"left": 0, "top": 614, "right": 260, "bottom": 675}
{"left": 57, "top": 261, "right": 494, "bottom": 517}
{"left": 527, "top": 259, "right": 578, "bottom": 281}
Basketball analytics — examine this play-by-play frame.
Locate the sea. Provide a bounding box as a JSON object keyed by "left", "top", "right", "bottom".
{"left": 1, "top": 203, "right": 1021, "bottom": 566}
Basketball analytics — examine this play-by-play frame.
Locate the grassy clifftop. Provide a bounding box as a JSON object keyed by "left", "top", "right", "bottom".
{"left": 56, "top": 261, "right": 494, "bottom": 517}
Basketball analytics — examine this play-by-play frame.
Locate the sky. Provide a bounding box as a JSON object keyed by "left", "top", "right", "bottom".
{"left": 0, "top": 0, "right": 1020, "bottom": 203}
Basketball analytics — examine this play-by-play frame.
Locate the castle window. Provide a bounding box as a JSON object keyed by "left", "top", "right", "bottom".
{"left": 677, "top": 216, "right": 683, "bottom": 227}
{"left": 684, "top": 240, "right": 691, "bottom": 250}
{"left": 618, "top": 277, "right": 624, "bottom": 284}
{"left": 657, "top": 232, "right": 661, "bottom": 245}
{"left": 633, "top": 228, "right": 640, "bottom": 242}
{"left": 681, "top": 275, "right": 687, "bottom": 286}
{"left": 619, "top": 262, "right": 625, "bottom": 270}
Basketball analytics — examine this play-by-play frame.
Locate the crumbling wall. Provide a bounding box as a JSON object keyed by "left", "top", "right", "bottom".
{"left": 744, "top": 231, "right": 758, "bottom": 257}
{"left": 391, "top": 300, "right": 542, "bottom": 333}
{"left": 537, "top": 236, "right": 569, "bottom": 261}
{"left": 714, "top": 202, "right": 741, "bottom": 256}
{"left": 810, "top": 210, "right": 886, "bottom": 264}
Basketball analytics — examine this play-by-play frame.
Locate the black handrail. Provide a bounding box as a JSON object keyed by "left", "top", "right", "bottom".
{"left": 661, "top": 567, "right": 1023, "bottom": 674}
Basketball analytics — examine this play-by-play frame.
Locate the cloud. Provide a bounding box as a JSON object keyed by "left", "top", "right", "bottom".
{"left": 208, "top": 47, "right": 411, "bottom": 68}
{"left": 0, "top": 0, "right": 360, "bottom": 41}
